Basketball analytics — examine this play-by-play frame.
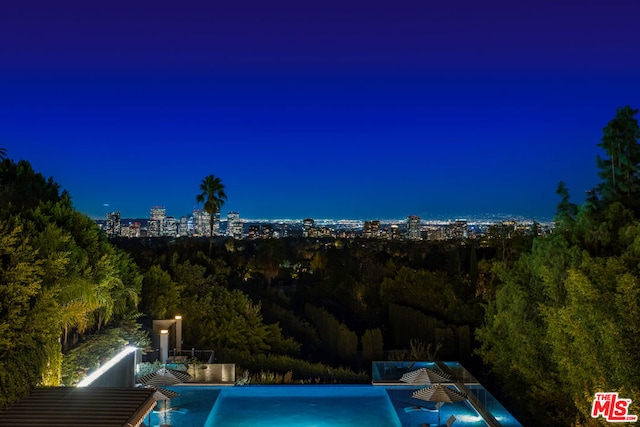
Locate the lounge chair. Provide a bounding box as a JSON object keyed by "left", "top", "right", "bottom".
{"left": 403, "top": 400, "right": 441, "bottom": 412}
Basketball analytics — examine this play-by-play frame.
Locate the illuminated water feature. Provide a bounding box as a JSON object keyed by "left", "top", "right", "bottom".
{"left": 144, "top": 384, "right": 520, "bottom": 427}
{"left": 206, "top": 385, "right": 401, "bottom": 427}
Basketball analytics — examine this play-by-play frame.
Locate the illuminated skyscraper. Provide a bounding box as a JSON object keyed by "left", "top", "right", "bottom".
{"left": 123, "top": 221, "right": 140, "bottom": 238}
{"left": 162, "top": 216, "right": 177, "bottom": 237}
{"left": 150, "top": 206, "right": 166, "bottom": 221}
{"left": 193, "top": 209, "right": 210, "bottom": 236}
{"left": 406, "top": 215, "right": 421, "bottom": 240}
{"left": 363, "top": 220, "right": 380, "bottom": 238}
{"left": 106, "top": 211, "right": 121, "bottom": 237}
{"left": 178, "top": 216, "right": 189, "bottom": 237}
{"left": 193, "top": 209, "right": 219, "bottom": 236}
{"left": 148, "top": 206, "right": 166, "bottom": 237}
{"left": 451, "top": 220, "right": 468, "bottom": 239}
{"left": 212, "top": 211, "right": 221, "bottom": 235}
{"left": 226, "top": 211, "right": 242, "bottom": 238}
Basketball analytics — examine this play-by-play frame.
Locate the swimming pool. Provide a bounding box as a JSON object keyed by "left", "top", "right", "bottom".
{"left": 143, "top": 385, "right": 497, "bottom": 427}
{"left": 205, "top": 385, "right": 402, "bottom": 427}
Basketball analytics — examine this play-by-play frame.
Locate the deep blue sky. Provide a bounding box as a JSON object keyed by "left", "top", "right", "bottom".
{"left": 2, "top": 1, "right": 639, "bottom": 221}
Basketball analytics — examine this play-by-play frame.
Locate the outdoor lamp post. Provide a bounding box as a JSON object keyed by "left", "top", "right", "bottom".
{"left": 159, "top": 329, "right": 169, "bottom": 364}
{"left": 175, "top": 315, "right": 182, "bottom": 354}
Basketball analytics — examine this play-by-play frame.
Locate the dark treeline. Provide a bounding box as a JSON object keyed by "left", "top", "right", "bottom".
{"left": 114, "top": 234, "right": 510, "bottom": 367}
{"left": 1, "top": 107, "right": 639, "bottom": 426}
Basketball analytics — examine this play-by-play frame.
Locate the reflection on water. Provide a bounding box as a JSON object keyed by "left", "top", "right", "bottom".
{"left": 186, "top": 364, "right": 235, "bottom": 384}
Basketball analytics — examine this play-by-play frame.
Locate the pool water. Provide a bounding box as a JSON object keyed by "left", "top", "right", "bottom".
{"left": 143, "top": 384, "right": 508, "bottom": 427}
{"left": 205, "top": 385, "right": 402, "bottom": 427}
{"left": 145, "top": 387, "right": 220, "bottom": 427}
{"left": 145, "top": 385, "right": 401, "bottom": 427}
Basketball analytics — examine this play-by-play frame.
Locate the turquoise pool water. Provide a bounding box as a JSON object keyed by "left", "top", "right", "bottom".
{"left": 205, "top": 385, "right": 402, "bottom": 427}
{"left": 466, "top": 384, "right": 522, "bottom": 427}
{"left": 144, "top": 384, "right": 514, "bottom": 426}
{"left": 145, "top": 385, "right": 402, "bottom": 427}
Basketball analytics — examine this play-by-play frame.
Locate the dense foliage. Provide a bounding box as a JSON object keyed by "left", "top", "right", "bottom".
{"left": 0, "top": 159, "right": 144, "bottom": 408}
{"left": 477, "top": 106, "right": 640, "bottom": 426}
{"left": 119, "top": 230, "right": 503, "bottom": 376}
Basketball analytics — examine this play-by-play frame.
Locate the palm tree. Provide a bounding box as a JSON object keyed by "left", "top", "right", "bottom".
{"left": 196, "top": 174, "right": 227, "bottom": 256}
{"left": 0, "top": 146, "right": 7, "bottom": 160}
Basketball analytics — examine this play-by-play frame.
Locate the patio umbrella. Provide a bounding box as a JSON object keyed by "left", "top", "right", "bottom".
{"left": 152, "top": 387, "right": 180, "bottom": 401}
{"left": 139, "top": 367, "right": 191, "bottom": 387}
{"left": 412, "top": 384, "right": 467, "bottom": 426}
{"left": 400, "top": 367, "right": 451, "bottom": 385}
{"left": 149, "top": 386, "right": 181, "bottom": 422}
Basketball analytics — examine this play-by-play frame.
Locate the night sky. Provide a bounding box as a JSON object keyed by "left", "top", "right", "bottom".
{"left": 2, "top": 0, "right": 640, "bottom": 221}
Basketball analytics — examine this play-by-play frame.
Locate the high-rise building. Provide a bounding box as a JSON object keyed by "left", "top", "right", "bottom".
{"left": 178, "top": 216, "right": 189, "bottom": 237}
{"left": 122, "top": 222, "right": 140, "bottom": 238}
{"left": 148, "top": 206, "right": 166, "bottom": 237}
{"left": 302, "top": 218, "right": 314, "bottom": 237}
{"left": 212, "top": 211, "right": 221, "bottom": 235}
{"left": 147, "top": 220, "right": 160, "bottom": 237}
{"left": 150, "top": 206, "right": 166, "bottom": 221}
{"left": 192, "top": 209, "right": 220, "bottom": 236}
{"left": 226, "top": 211, "right": 242, "bottom": 238}
{"left": 106, "top": 211, "right": 121, "bottom": 237}
{"left": 450, "top": 220, "right": 468, "bottom": 239}
{"left": 406, "top": 215, "right": 421, "bottom": 240}
{"left": 363, "top": 220, "right": 380, "bottom": 238}
{"left": 162, "top": 216, "right": 177, "bottom": 237}
{"left": 193, "top": 209, "right": 210, "bottom": 236}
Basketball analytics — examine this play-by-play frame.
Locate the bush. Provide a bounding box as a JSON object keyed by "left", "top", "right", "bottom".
{"left": 225, "top": 351, "right": 369, "bottom": 384}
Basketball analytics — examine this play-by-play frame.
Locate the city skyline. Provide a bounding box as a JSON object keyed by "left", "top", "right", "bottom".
{"left": 104, "top": 205, "right": 544, "bottom": 241}
{"left": 2, "top": 1, "right": 640, "bottom": 220}
{"left": 102, "top": 205, "right": 551, "bottom": 225}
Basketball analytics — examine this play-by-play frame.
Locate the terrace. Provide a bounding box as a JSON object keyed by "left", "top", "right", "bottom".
{"left": 0, "top": 347, "right": 522, "bottom": 426}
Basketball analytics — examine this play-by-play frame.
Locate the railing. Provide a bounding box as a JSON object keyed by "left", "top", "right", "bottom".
{"left": 144, "top": 348, "right": 216, "bottom": 364}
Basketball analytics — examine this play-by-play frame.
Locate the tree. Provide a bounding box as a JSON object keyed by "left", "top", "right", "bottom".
{"left": 555, "top": 181, "right": 578, "bottom": 233}
{"left": 0, "top": 158, "right": 144, "bottom": 408}
{"left": 256, "top": 239, "right": 285, "bottom": 288}
{"left": 596, "top": 106, "right": 640, "bottom": 211}
{"left": 0, "top": 146, "right": 7, "bottom": 160}
{"left": 141, "top": 265, "right": 182, "bottom": 319}
{"left": 477, "top": 108, "right": 640, "bottom": 425}
{"left": 196, "top": 174, "right": 227, "bottom": 256}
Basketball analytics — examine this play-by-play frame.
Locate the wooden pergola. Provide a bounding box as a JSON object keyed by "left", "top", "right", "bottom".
{"left": 0, "top": 387, "right": 157, "bottom": 427}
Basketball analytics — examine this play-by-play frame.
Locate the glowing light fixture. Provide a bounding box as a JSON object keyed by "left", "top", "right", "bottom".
{"left": 77, "top": 346, "right": 137, "bottom": 387}
{"left": 174, "top": 316, "right": 183, "bottom": 353}
{"left": 160, "top": 330, "right": 169, "bottom": 363}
